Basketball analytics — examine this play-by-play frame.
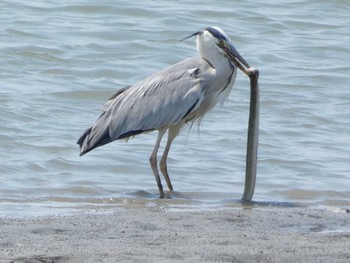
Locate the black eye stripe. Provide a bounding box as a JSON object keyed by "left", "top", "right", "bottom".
{"left": 205, "top": 27, "right": 228, "bottom": 41}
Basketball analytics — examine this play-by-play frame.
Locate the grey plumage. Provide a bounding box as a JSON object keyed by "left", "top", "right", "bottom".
{"left": 78, "top": 26, "right": 254, "bottom": 198}
{"left": 78, "top": 56, "right": 235, "bottom": 155}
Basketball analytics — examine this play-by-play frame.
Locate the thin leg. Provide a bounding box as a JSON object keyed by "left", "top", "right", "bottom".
{"left": 160, "top": 124, "right": 181, "bottom": 191}
{"left": 149, "top": 128, "right": 167, "bottom": 198}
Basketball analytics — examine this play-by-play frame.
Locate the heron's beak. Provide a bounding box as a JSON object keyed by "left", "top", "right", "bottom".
{"left": 224, "top": 44, "right": 251, "bottom": 76}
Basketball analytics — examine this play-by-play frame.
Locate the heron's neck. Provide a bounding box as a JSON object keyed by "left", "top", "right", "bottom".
{"left": 198, "top": 45, "right": 233, "bottom": 75}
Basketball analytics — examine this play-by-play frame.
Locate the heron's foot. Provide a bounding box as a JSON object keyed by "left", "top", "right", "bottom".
{"left": 160, "top": 190, "right": 176, "bottom": 199}
{"left": 159, "top": 191, "right": 165, "bottom": 199}
{"left": 167, "top": 184, "right": 174, "bottom": 191}
{"left": 157, "top": 182, "right": 165, "bottom": 199}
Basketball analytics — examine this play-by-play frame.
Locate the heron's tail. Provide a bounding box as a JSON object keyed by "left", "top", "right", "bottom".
{"left": 78, "top": 85, "right": 133, "bottom": 156}
{"left": 77, "top": 123, "right": 112, "bottom": 156}
{"left": 77, "top": 127, "right": 92, "bottom": 156}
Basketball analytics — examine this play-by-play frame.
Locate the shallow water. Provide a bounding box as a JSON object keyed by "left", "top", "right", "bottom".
{"left": 1, "top": 0, "right": 349, "bottom": 216}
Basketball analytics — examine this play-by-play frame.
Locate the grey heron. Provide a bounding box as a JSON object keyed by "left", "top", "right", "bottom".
{"left": 77, "top": 26, "right": 259, "bottom": 200}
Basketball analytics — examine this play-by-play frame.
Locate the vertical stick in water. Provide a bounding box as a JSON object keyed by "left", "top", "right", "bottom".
{"left": 242, "top": 68, "right": 260, "bottom": 201}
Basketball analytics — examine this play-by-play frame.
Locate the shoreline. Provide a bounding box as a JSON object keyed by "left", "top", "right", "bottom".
{"left": 1, "top": 207, "right": 349, "bottom": 262}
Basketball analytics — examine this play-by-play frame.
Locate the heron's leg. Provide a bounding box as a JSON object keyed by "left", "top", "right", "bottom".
{"left": 150, "top": 128, "right": 167, "bottom": 198}
{"left": 160, "top": 124, "right": 181, "bottom": 191}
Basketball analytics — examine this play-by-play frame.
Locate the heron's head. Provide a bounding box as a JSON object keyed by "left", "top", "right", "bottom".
{"left": 184, "top": 26, "right": 251, "bottom": 75}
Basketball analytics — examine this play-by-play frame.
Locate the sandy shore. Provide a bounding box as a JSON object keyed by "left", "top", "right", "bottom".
{"left": 0, "top": 207, "right": 349, "bottom": 262}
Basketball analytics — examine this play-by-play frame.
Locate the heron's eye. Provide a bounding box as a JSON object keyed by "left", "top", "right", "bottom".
{"left": 218, "top": 39, "right": 226, "bottom": 47}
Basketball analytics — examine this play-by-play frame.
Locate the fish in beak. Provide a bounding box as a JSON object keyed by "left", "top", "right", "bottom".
{"left": 222, "top": 43, "right": 251, "bottom": 76}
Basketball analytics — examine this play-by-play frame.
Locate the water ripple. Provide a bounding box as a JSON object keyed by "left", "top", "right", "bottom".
{"left": 0, "top": 0, "right": 349, "bottom": 216}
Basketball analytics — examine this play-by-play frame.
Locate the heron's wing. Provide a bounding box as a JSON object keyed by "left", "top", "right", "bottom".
{"left": 107, "top": 57, "right": 214, "bottom": 140}
{"left": 78, "top": 57, "right": 214, "bottom": 154}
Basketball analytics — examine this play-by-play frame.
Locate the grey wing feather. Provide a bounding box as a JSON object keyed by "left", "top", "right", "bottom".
{"left": 78, "top": 57, "right": 213, "bottom": 155}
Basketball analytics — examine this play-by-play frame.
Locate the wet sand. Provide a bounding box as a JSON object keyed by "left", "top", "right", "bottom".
{"left": 1, "top": 207, "right": 349, "bottom": 262}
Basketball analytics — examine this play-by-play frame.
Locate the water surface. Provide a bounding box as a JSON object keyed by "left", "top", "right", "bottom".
{"left": 1, "top": 0, "right": 349, "bottom": 216}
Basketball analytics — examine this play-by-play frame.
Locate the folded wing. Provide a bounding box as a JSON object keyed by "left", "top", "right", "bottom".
{"left": 77, "top": 57, "right": 214, "bottom": 155}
